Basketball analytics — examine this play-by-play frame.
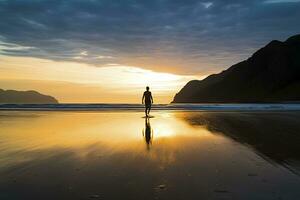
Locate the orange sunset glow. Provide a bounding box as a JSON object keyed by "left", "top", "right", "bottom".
{"left": 0, "top": 56, "right": 202, "bottom": 103}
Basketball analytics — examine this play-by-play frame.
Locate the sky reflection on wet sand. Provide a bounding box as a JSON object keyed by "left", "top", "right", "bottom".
{"left": 0, "top": 111, "right": 300, "bottom": 200}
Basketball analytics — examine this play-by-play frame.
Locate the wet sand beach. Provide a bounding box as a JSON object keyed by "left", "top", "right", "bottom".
{"left": 0, "top": 111, "right": 300, "bottom": 200}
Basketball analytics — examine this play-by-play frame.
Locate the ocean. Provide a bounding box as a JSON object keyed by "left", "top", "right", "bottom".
{"left": 0, "top": 103, "right": 300, "bottom": 111}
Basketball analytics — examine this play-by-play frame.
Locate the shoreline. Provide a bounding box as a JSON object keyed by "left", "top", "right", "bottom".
{"left": 1, "top": 103, "right": 300, "bottom": 111}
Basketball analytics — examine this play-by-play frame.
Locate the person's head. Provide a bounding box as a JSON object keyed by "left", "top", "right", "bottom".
{"left": 146, "top": 86, "right": 149, "bottom": 91}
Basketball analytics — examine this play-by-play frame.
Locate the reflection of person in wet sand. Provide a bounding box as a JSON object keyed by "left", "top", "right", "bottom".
{"left": 142, "top": 86, "right": 153, "bottom": 117}
{"left": 142, "top": 117, "right": 153, "bottom": 150}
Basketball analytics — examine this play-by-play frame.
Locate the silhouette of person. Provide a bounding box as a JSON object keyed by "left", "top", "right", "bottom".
{"left": 142, "top": 117, "right": 153, "bottom": 150}
{"left": 142, "top": 86, "right": 153, "bottom": 117}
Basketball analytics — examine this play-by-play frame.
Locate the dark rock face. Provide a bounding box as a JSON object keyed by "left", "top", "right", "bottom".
{"left": 173, "top": 34, "right": 300, "bottom": 103}
{"left": 0, "top": 89, "right": 58, "bottom": 104}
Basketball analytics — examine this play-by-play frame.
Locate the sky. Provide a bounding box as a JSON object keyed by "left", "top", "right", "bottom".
{"left": 0, "top": 0, "right": 300, "bottom": 103}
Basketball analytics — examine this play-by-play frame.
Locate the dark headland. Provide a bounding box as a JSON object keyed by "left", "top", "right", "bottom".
{"left": 0, "top": 89, "right": 58, "bottom": 104}
{"left": 173, "top": 34, "right": 300, "bottom": 103}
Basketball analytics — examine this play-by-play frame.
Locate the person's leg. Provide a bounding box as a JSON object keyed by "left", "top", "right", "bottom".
{"left": 145, "top": 107, "right": 148, "bottom": 116}
{"left": 147, "top": 106, "right": 151, "bottom": 115}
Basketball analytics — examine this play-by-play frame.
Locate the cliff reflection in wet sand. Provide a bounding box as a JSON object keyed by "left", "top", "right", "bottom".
{"left": 180, "top": 112, "right": 300, "bottom": 173}
{"left": 0, "top": 111, "right": 300, "bottom": 200}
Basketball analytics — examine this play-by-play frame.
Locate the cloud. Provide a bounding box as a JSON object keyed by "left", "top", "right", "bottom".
{"left": 0, "top": 41, "right": 36, "bottom": 52}
{"left": 264, "top": 0, "right": 300, "bottom": 3}
{"left": 202, "top": 2, "right": 213, "bottom": 8}
{"left": 0, "top": 0, "right": 299, "bottom": 75}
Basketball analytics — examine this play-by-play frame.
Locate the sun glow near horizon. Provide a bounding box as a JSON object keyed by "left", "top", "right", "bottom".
{"left": 0, "top": 56, "right": 203, "bottom": 103}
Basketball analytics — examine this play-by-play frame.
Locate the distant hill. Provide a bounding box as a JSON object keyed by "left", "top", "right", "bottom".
{"left": 0, "top": 89, "right": 58, "bottom": 104}
{"left": 173, "top": 34, "right": 300, "bottom": 103}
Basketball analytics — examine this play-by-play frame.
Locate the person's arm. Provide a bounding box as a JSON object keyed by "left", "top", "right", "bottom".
{"left": 142, "top": 93, "right": 145, "bottom": 104}
{"left": 150, "top": 93, "right": 153, "bottom": 104}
